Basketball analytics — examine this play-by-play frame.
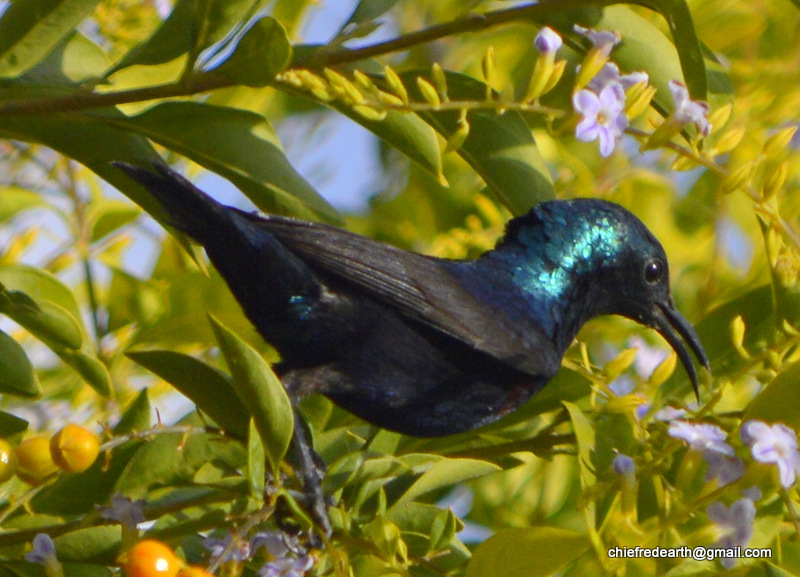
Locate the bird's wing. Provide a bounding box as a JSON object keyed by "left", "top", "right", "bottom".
{"left": 247, "top": 212, "right": 560, "bottom": 377}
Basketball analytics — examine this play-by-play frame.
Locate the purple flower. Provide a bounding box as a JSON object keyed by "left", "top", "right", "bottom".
{"left": 204, "top": 533, "right": 251, "bottom": 563}
{"left": 24, "top": 533, "right": 57, "bottom": 565}
{"left": 96, "top": 493, "right": 147, "bottom": 529}
{"left": 574, "top": 25, "right": 620, "bottom": 56}
{"left": 668, "top": 421, "right": 734, "bottom": 456}
{"left": 573, "top": 84, "right": 628, "bottom": 157}
{"left": 742, "top": 486, "right": 762, "bottom": 502}
{"left": 534, "top": 27, "right": 562, "bottom": 54}
{"left": 669, "top": 80, "right": 711, "bottom": 137}
{"left": 704, "top": 451, "right": 745, "bottom": 485}
{"left": 259, "top": 555, "right": 314, "bottom": 577}
{"left": 706, "top": 498, "right": 756, "bottom": 569}
{"left": 251, "top": 532, "right": 294, "bottom": 557}
{"left": 741, "top": 420, "right": 800, "bottom": 488}
{"left": 653, "top": 406, "right": 687, "bottom": 422}
{"left": 612, "top": 453, "right": 635, "bottom": 477}
{"left": 588, "top": 63, "right": 649, "bottom": 93}
{"left": 613, "top": 453, "right": 636, "bottom": 491}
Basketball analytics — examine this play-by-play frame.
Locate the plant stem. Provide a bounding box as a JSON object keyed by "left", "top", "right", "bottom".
{"left": 0, "top": 1, "right": 583, "bottom": 117}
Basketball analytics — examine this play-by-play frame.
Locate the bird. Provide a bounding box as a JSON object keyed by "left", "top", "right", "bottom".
{"left": 116, "top": 161, "right": 709, "bottom": 439}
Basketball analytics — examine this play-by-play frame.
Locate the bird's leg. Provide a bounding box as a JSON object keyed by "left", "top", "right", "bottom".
{"left": 289, "top": 409, "right": 332, "bottom": 539}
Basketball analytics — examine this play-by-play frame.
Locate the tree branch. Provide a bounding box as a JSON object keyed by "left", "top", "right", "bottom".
{"left": 0, "top": 0, "right": 588, "bottom": 116}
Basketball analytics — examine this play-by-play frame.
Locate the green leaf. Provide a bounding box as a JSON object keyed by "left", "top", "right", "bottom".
{"left": 209, "top": 316, "right": 294, "bottom": 476}
{"left": 401, "top": 70, "right": 555, "bottom": 215}
{"left": 58, "top": 349, "right": 112, "bottom": 397}
{"left": 53, "top": 525, "right": 120, "bottom": 563}
{"left": 247, "top": 419, "right": 266, "bottom": 496}
{"left": 126, "top": 350, "right": 250, "bottom": 439}
{"left": 321, "top": 100, "right": 445, "bottom": 185}
{"left": 114, "top": 389, "right": 151, "bottom": 434}
{"left": 341, "top": 0, "right": 399, "bottom": 30}
{"left": 0, "top": 265, "right": 83, "bottom": 322}
{"left": 744, "top": 361, "right": 800, "bottom": 432}
{"left": 0, "top": 0, "right": 102, "bottom": 78}
{"left": 32, "top": 439, "right": 144, "bottom": 516}
{"left": 217, "top": 16, "right": 292, "bottom": 87}
{"left": 697, "top": 285, "right": 774, "bottom": 375}
{"left": 0, "top": 411, "right": 28, "bottom": 438}
{"left": 21, "top": 30, "right": 110, "bottom": 85}
{"left": 110, "top": 0, "right": 268, "bottom": 73}
{"left": 0, "top": 186, "right": 45, "bottom": 222}
{"left": 564, "top": 401, "right": 596, "bottom": 488}
{"left": 89, "top": 200, "right": 141, "bottom": 242}
{"left": 106, "top": 268, "right": 165, "bottom": 332}
{"left": 0, "top": 107, "right": 167, "bottom": 216}
{"left": 390, "top": 457, "right": 500, "bottom": 507}
{"left": 113, "top": 424, "right": 246, "bottom": 497}
{"left": 625, "top": 0, "right": 707, "bottom": 99}
{"left": 0, "top": 329, "right": 40, "bottom": 397}
{"left": 594, "top": 6, "right": 686, "bottom": 110}
{"left": 112, "top": 101, "right": 341, "bottom": 222}
{"left": 0, "top": 290, "right": 83, "bottom": 350}
{"left": 466, "top": 527, "right": 590, "bottom": 577}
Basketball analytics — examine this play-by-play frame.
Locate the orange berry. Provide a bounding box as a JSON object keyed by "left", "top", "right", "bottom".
{"left": 0, "top": 439, "right": 17, "bottom": 482}
{"left": 50, "top": 424, "right": 100, "bottom": 473}
{"left": 16, "top": 436, "right": 58, "bottom": 485}
{"left": 177, "top": 566, "right": 215, "bottom": 577}
{"left": 119, "top": 540, "right": 181, "bottom": 577}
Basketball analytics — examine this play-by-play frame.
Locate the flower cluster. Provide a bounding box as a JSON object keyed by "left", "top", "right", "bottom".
{"left": 540, "top": 25, "right": 712, "bottom": 157}
{"left": 667, "top": 419, "right": 800, "bottom": 568}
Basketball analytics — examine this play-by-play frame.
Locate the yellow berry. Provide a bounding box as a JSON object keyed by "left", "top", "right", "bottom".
{"left": 119, "top": 540, "right": 181, "bottom": 577}
{"left": 178, "top": 566, "right": 215, "bottom": 577}
{"left": 16, "top": 436, "right": 58, "bottom": 485}
{"left": 0, "top": 439, "right": 17, "bottom": 482}
{"left": 50, "top": 424, "right": 100, "bottom": 473}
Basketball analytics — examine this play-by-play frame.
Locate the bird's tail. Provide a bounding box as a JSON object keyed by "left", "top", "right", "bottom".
{"left": 113, "top": 161, "right": 227, "bottom": 243}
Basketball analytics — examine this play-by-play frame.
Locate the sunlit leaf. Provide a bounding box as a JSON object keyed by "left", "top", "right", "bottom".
{"left": 113, "top": 389, "right": 152, "bottom": 434}
{"left": 110, "top": 0, "right": 268, "bottom": 73}
{"left": 89, "top": 200, "right": 141, "bottom": 242}
{"left": 126, "top": 349, "right": 250, "bottom": 439}
{"left": 113, "top": 421, "right": 246, "bottom": 497}
{"left": 0, "top": 186, "right": 46, "bottom": 221}
{"left": 112, "top": 101, "right": 341, "bottom": 222}
{"left": 247, "top": 418, "right": 266, "bottom": 496}
{"left": 0, "top": 0, "right": 102, "bottom": 78}
{"left": 0, "top": 411, "right": 28, "bottom": 438}
{"left": 209, "top": 316, "right": 294, "bottom": 476}
{"left": 743, "top": 361, "right": 800, "bottom": 432}
{"left": 466, "top": 527, "right": 590, "bottom": 577}
{"left": 564, "top": 401, "right": 596, "bottom": 488}
{"left": 217, "top": 16, "right": 291, "bottom": 87}
{"left": 390, "top": 457, "right": 499, "bottom": 507}
{"left": 0, "top": 329, "right": 40, "bottom": 398}
{"left": 0, "top": 290, "right": 83, "bottom": 350}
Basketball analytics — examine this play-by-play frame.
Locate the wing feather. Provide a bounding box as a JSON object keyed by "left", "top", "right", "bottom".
{"left": 240, "top": 211, "right": 559, "bottom": 376}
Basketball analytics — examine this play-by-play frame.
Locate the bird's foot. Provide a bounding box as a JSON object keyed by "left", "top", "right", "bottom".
{"left": 287, "top": 411, "right": 332, "bottom": 541}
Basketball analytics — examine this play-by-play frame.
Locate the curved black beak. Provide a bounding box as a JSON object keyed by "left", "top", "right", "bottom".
{"left": 650, "top": 298, "right": 710, "bottom": 400}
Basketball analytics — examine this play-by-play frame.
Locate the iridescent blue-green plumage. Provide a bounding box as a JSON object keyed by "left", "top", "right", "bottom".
{"left": 115, "top": 162, "right": 708, "bottom": 437}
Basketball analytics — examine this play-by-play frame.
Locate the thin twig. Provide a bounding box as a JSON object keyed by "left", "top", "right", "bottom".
{"left": 0, "top": 0, "right": 583, "bottom": 117}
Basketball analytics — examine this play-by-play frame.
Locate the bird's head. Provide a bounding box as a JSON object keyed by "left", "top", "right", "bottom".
{"left": 509, "top": 198, "right": 710, "bottom": 396}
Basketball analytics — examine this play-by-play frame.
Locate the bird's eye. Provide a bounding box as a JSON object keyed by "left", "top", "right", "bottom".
{"left": 644, "top": 259, "right": 664, "bottom": 283}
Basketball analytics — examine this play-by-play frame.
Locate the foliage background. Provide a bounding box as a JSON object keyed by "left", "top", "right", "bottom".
{"left": 0, "top": 0, "right": 799, "bottom": 576}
